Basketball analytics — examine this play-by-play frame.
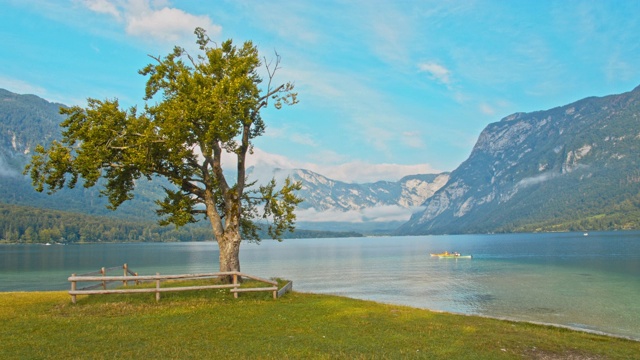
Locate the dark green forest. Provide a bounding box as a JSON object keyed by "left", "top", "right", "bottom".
{"left": 471, "top": 169, "right": 640, "bottom": 234}
{"left": 0, "top": 203, "right": 212, "bottom": 243}
{"left": 0, "top": 203, "right": 362, "bottom": 244}
{"left": 500, "top": 190, "right": 640, "bottom": 233}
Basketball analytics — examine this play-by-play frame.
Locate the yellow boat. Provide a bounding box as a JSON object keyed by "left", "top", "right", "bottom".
{"left": 430, "top": 251, "right": 472, "bottom": 259}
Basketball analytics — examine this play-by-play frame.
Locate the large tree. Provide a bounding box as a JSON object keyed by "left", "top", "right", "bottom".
{"left": 25, "top": 28, "right": 302, "bottom": 281}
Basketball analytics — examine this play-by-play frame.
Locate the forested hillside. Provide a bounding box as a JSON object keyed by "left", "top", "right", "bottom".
{"left": 0, "top": 89, "right": 165, "bottom": 222}
{"left": 0, "top": 203, "right": 362, "bottom": 243}
{"left": 0, "top": 203, "right": 211, "bottom": 243}
{"left": 0, "top": 88, "right": 64, "bottom": 158}
{"left": 400, "top": 84, "right": 640, "bottom": 234}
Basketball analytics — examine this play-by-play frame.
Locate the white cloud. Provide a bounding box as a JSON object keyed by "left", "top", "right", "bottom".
{"left": 309, "top": 161, "right": 440, "bottom": 183}
{"left": 517, "top": 172, "right": 558, "bottom": 187}
{"left": 238, "top": 148, "right": 441, "bottom": 183}
{"left": 418, "top": 62, "right": 452, "bottom": 85}
{"left": 81, "top": 0, "right": 221, "bottom": 43}
{"left": 296, "top": 205, "right": 414, "bottom": 223}
{"left": 83, "top": 0, "right": 121, "bottom": 19}
{"left": 245, "top": 148, "right": 297, "bottom": 170}
{"left": 296, "top": 208, "right": 363, "bottom": 223}
{"left": 220, "top": 147, "right": 441, "bottom": 184}
{"left": 125, "top": 5, "right": 219, "bottom": 43}
{"left": 360, "top": 205, "right": 420, "bottom": 222}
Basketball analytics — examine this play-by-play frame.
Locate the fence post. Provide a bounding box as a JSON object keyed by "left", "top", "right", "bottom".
{"left": 101, "top": 267, "right": 106, "bottom": 290}
{"left": 233, "top": 273, "right": 238, "bottom": 299}
{"left": 71, "top": 273, "right": 77, "bottom": 304}
{"left": 155, "top": 272, "right": 160, "bottom": 302}
{"left": 123, "top": 263, "right": 128, "bottom": 287}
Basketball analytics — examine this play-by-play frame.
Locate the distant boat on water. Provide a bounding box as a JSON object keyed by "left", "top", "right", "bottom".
{"left": 430, "top": 251, "right": 472, "bottom": 259}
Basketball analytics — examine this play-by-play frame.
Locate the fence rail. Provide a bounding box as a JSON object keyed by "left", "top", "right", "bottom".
{"left": 68, "top": 267, "right": 291, "bottom": 304}
{"left": 76, "top": 263, "right": 139, "bottom": 291}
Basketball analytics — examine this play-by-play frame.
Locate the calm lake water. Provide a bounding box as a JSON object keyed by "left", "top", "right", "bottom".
{"left": 1, "top": 231, "right": 639, "bottom": 340}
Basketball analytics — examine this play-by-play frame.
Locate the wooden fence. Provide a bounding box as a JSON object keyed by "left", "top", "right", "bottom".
{"left": 68, "top": 266, "right": 292, "bottom": 304}
{"left": 74, "top": 263, "right": 139, "bottom": 291}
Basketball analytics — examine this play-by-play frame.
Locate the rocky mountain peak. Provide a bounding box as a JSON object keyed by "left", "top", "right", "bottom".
{"left": 262, "top": 167, "right": 449, "bottom": 212}
{"left": 399, "top": 84, "right": 640, "bottom": 235}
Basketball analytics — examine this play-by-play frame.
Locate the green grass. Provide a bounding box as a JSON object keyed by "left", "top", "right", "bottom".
{"left": 1, "top": 282, "right": 638, "bottom": 359}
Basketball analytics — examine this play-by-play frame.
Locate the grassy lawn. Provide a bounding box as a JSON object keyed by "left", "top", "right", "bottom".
{"left": 1, "top": 281, "right": 638, "bottom": 359}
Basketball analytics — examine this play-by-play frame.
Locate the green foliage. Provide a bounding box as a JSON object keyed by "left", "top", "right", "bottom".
{"left": 23, "top": 28, "right": 302, "bottom": 273}
{"left": 260, "top": 177, "right": 304, "bottom": 239}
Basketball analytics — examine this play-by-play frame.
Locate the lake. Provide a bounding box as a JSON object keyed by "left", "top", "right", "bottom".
{"left": 1, "top": 231, "right": 639, "bottom": 340}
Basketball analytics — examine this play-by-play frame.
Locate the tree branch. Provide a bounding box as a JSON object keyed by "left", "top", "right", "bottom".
{"left": 211, "top": 142, "right": 230, "bottom": 195}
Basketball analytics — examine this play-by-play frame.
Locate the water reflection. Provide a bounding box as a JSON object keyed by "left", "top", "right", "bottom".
{"left": 1, "top": 231, "right": 639, "bottom": 340}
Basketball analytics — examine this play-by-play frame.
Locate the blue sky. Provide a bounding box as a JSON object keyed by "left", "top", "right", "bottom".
{"left": 2, "top": 0, "right": 640, "bottom": 183}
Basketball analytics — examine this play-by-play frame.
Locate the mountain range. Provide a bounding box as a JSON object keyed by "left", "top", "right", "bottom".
{"left": 399, "top": 84, "right": 640, "bottom": 234}
{"left": 0, "top": 88, "right": 446, "bottom": 233}
{"left": 267, "top": 168, "right": 449, "bottom": 233}
{"left": 2, "top": 84, "right": 640, "bottom": 237}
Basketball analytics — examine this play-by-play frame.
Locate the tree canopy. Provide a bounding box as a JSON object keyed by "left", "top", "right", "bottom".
{"left": 25, "top": 28, "right": 302, "bottom": 279}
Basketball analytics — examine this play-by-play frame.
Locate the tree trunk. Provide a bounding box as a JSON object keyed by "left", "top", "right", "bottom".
{"left": 217, "top": 231, "right": 242, "bottom": 283}
{"left": 204, "top": 192, "right": 242, "bottom": 284}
